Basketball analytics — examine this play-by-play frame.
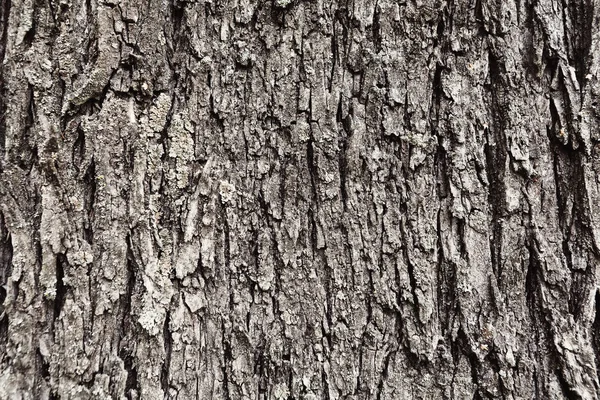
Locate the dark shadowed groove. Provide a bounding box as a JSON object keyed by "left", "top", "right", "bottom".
{"left": 329, "top": 15, "right": 338, "bottom": 93}
{"left": 22, "top": 0, "right": 37, "bottom": 49}
{"left": 221, "top": 321, "right": 233, "bottom": 400}
{"left": 567, "top": 0, "right": 593, "bottom": 86}
{"left": 218, "top": 192, "right": 234, "bottom": 399}
{"left": 82, "top": 158, "right": 95, "bottom": 244}
{"left": 592, "top": 290, "right": 600, "bottom": 379}
{"left": 484, "top": 349, "right": 506, "bottom": 398}
{"left": 455, "top": 327, "right": 484, "bottom": 399}
{"left": 322, "top": 365, "right": 331, "bottom": 400}
{"left": 306, "top": 98, "right": 319, "bottom": 205}
{"left": 121, "top": 235, "right": 139, "bottom": 399}
{"left": 547, "top": 130, "right": 593, "bottom": 318}
{"left": 456, "top": 217, "right": 467, "bottom": 259}
{"left": 0, "top": 212, "right": 12, "bottom": 351}
{"left": 169, "top": 0, "right": 188, "bottom": 58}
{"left": 253, "top": 338, "right": 269, "bottom": 396}
{"left": 53, "top": 254, "right": 67, "bottom": 323}
{"left": 0, "top": 0, "right": 10, "bottom": 168}
{"left": 375, "top": 348, "right": 395, "bottom": 400}
{"left": 402, "top": 91, "right": 411, "bottom": 131}
{"left": 436, "top": 211, "right": 457, "bottom": 337}
{"left": 556, "top": 368, "right": 583, "bottom": 400}
{"left": 372, "top": 0, "right": 381, "bottom": 53}
{"left": 161, "top": 310, "right": 172, "bottom": 395}
{"left": 122, "top": 347, "right": 139, "bottom": 400}
{"left": 34, "top": 347, "right": 50, "bottom": 399}
{"left": 71, "top": 124, "right": 86, "bottom": 173}
{"left": 525, "top": 243, "right": 539, "bottom": 319}
{"left": 533, "top": 368, "right": 541, "bottom": 400}
{"left": 337, "top": 95, "right": 350, "bottom": 210}
{"left": 483, "top": 126, "right": 506, "bottom": 281}
{"left": 484, "top": 47, "right": 511, "bottom": 287}
{"left": 431, "top": 41, "right": 456, "bottom": 332}
{"left": 474, "top": 0, "right": 483, "bottom": 25}
{"left": 37, "top": 347, "right": 50, "bottom": 380}
{"left": 15, "top": 84, "right": 37, "bottom": 173}
{"left": 527, "top": 215, "right": 584, "bottom": 399}
{"left": 0, "top": 212, "right": 12, "bottom": 307}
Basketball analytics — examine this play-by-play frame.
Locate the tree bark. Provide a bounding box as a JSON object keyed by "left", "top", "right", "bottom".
{"left": 1, "top": 0, "right": 600, "bottom": 398}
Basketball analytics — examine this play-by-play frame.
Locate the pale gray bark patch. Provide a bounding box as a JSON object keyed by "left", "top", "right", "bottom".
{"left": 1, "top": 0, "right": 600, "bottom": 399}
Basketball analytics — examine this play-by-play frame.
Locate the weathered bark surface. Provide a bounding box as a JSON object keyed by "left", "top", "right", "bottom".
{"left": 1, "top": 0, "right": 600, "bottom": 398}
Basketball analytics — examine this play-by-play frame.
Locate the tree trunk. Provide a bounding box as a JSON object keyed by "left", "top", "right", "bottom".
{"left": 1, "top": 0, "right": 600, "bottom": 398}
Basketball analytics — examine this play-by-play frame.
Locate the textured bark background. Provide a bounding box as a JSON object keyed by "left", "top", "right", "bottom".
{"left": 1, "top": 0, "right": 600, "bottom": 398}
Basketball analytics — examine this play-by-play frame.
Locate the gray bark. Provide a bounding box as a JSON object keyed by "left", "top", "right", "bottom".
{"left": 1, "top": 0, "right": 600, "bottom": 398}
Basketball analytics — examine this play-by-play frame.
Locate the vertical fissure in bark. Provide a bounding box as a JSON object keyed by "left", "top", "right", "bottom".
{"left": 53, "top": 253, "right": 67, "bottom": 323}
{"left": 392, "top": 250, "right": 407, "bottom": 358}
{"left": 558, "top": 0, "right": 571, "bottom": 62}
{"left": 322, "top": 364, "right": 331, "bottom": 400}
{"left": 161, "top": 309, "right": 172, "bottom": 395}
{"left": 484, "top": 126, "right": 506, "bottom": 281}
{"left": 431, "top": 66, "right": 452, "bottom": 332}
{"left": 525, "top": 239, "right": 540, "bottom": 320}
{"left": 207, "top": 71, "right": 222, "bottom": 127}
{"left": 121, "top": 235, "right": 139, "bottom": 399}
{"left": 485, "top": 47, "right": 510, "bottom": 282}
{"left": 400, "top": 222, "right": 420, "bottom": 317}
{"left": 566, "top": 0, "right": 593, "bottom": 86}
{"left": 526, "top": 232, "right": 579, "bottom": 399}
{"left": 486, "top": 49, "right": 507, "bottom": 129}
{"left": 286, "top": 358, "right": 294, "bottom": 399}
{"left": 549, "top": 145, "right": 585, "bottom": 317}
{"left": 356, "top": 294, "right": 368, "bottom": 394}
{"left": 474, "top": 0, "right": 483, "bottom": 26}
{"left": 402, "top": 91, "right": 412, "bottom": 131}
{"left": 82, "top": 158, "right": 96, "bottom": 244}
{"left": 197, "top": 227, "right": 211, "bottom": 283}
{"left": 337, "top": 95, "right": 349, "bottom": 209}
{"left": 37, "top": 347, "right": 50, "bottom": 380}
{"left": 159, "top": 92, "right": 177, "bottom": 170}
{"left": 371, "top": 0, "right": 381, "bottom": 54}
{"left": 0, "top": 212, "right": 12, "bottom": 350}
{"left": 33, "top": 351, "right": 45, "bottom": 400}
{"left": 329, "top": 20, "right": 338, "bottom": 93}
{"left": 221, "top": 321, "right": 233, "bottom": 400}
{"left": 533, "top": 368, "right": 542, "bottom": 400}
{"left": 556, "top": 368, "right": 583, "bottom": 400}
{"left": 455, "top": 327, "right": 483, "bottom": 399}
{"left": 592, "top": 290, "right": 600, "bottom": 379}
{"left": 0, "top": 0, "right": 10, "bottom": 167}
{"left": 306, "top": 98, "right": 319, "bottom": 205}
{"left": 456, "top": 217, "right": 468, "bottom": 259}
{"left": 221, "top": 203, "right": 231, "bottom": 278}
{"left": 33, "top": 192, "right": 42, "bottom": 294}
{"left": 122, "top": 346, "right": 139, "bottom": 400}
{"left": 375, "top": 348, "right": 394, "bottom": 400}
{"left": 169, "top": 0, "right": 187, "bottom": 59}
{"left": 430, "top": 61, "right": 444, "bottom": 127}
{"left": 437, "top": 214, "right": 457, "bottom": 337}
{"left": 72, "top": 124, "right": 86, "bottom": 173}
{"left": 485, "top": 348, "right": 507, "bottom": 398}
{"left": 22, "top": 0, "right": 37, "bottom": 49}
{"left": 253, "top": 338, "right": 268, "bottom": 395}
{"left": 219, "top": 197, "right": 234, "bottom": 399}
{"left": 16, "top": 84, "right": 37, "bottom": 172}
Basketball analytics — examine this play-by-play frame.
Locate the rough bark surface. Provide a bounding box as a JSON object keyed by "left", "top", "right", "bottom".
{"left": 1, "top": 0, "right": 600, "bottom": 398}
